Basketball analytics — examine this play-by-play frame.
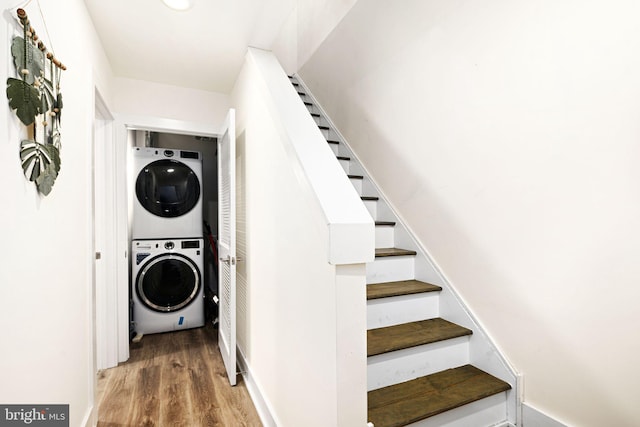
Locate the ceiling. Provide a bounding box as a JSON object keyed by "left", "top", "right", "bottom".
{"left": 84, "top": 0, "right": 295, "bottom": 93}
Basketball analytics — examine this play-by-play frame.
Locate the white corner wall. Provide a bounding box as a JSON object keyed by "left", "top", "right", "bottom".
{"left": 271, "top": 0, "right": 358, "bottom": 74}
{"left": 231, "top": 49, "right": 368, "bottom": 426}
{"left": 0, "top": 0, "right": 114, "bottom": 425}
{"left": 299, "top": 1, "right": 640, "bottom": 426}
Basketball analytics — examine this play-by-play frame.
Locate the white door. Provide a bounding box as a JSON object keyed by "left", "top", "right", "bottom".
{"left": 217, "top": 109, "right": 237, "bottom": 386}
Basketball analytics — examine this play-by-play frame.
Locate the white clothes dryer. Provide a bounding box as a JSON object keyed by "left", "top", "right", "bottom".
{"left": 131, "top": 238, "right": 205, "bottom": 335}
{"left": 132, "top": 147, "right": 203, "bottom": 239}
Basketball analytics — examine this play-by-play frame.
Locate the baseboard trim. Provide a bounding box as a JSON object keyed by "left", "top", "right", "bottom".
{"left": 237, "top": 347, "right": 278, "bottom": 427}
{"left": 81, "top": 404, "right": 95, "bottom": 427}
{"left": 522, "top": 403, "right": 568, "bottom": 427}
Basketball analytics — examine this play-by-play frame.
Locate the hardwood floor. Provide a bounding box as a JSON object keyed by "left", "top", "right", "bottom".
{"left": 97, "top": 324, "right": 262, "bottom": 426}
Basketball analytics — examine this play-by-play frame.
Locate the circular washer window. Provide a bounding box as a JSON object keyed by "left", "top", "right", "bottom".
{"left": 137, "top": 253, "right": 201, "bottom": 312}
{"left": 136, "top": 159, "right": 201, "bottom": 218}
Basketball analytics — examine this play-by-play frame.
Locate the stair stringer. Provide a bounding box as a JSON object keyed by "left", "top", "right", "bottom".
{"left": 293, "top": 73, "right": 521, "bottom": 426}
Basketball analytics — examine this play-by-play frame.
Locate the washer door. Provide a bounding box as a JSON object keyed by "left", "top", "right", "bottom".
{"left": 135, "top": 159, "right": 200, "bottom": 218}
{"left": 136, "top": 253, "right": 201, "bottom": 312}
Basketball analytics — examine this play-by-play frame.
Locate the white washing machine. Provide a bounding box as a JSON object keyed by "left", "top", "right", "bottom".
{"left": 132, "top": 147, "right": 203, "bottom": 239}
{"left": 131, "top": 238, "right": 205, "bottom": 335}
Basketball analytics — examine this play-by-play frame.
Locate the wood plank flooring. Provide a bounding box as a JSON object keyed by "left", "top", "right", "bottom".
{"left": 97, "top": 325, "right": 262, "bottom": 427}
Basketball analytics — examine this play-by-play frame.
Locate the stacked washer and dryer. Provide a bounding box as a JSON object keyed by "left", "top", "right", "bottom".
{"left": 130, "top": 147, "right": 205, "bottom": 336}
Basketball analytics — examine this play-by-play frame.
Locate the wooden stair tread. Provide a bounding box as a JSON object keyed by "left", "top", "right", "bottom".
{"left": 361, "top": 196, "right": 379, "bottom": 201}
{"left": 318, "top": 125, "right": 330, "bottom": 130}
{"left": 368, "top": 365, "right": 511, "bottom": 427}
{"left": 367, "top": 318, "right": 471, "bottom": 357}
{"left": 375, "top": 221, "right": 396, "bottom": 226}
{"left": 348, "top": 174, "right": 364, "bottom": 180}
{"left": 304, "top": 101, "right": 313, "bottom": 106}
{"left": 367, "top": 280, "right": 442, "bottom": 300}
{"left": 375, "top": 247, "right": 416, "bottom": 257}
{"left": 311, "top": 113, "right": 321, "bottom": 117}
{"left": 337, "top": 156, "right": 350, "bottom": 161}
{"left": 327, "top": 139, "right": 340, "bottom": 144}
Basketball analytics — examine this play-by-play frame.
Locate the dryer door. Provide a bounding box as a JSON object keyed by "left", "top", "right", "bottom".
{"left": 135, "top": 159, "right": 201, "bottom": 218}
{"left": 136, "top": 254, "right": 201, "bottom": 312}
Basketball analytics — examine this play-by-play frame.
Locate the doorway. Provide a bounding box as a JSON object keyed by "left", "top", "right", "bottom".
{"left": 129, "top": 130, "right": 220, "bottom": 332}
{"left": 94, "top": 113, "right": 220, "bottom": 369}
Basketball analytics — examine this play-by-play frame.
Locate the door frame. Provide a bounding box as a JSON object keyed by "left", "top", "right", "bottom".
{"left": 93, "top": 89, "right": 118, "bottom": 370}
{"left": 111, "top": 114, "right": 219, "bottom": 363}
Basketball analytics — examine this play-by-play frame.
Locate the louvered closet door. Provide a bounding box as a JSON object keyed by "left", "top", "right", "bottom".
{"left": 217, "top": 109, "right": 237, "bottom": 386}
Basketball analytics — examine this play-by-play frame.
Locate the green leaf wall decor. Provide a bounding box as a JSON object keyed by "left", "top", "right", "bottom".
{"left": 20, "top": 140, "right": 61, "bottom": 195}
{"left": 11, "top": 36, "right": 44, "bottom": 85}
{"left": 7, "top": 8, "right": 67, "bottom": 196}
{"left": 6, "top": 77, "right": 41, "bottom": 126}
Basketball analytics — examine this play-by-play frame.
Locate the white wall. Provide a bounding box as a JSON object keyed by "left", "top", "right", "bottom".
{"left": 231, "top": 49, "right": 368, "bottom": 426}
{"left": 271, "top": 0, "right": 358, "bottom": 74}
{"left": 299, "top": 1, "right": 640, "bottom": 426}
{"left": 294, "top": 0, "right": 358, "bottom": 68}
{"left": 0, "top": 0, "right": 113, "bottom": 425}
{"left": 113, "top": 77, "right": 230, "bottom": 128}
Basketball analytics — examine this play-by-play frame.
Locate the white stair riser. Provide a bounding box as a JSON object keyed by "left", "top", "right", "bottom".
{"left": 364, "top": 199, "right": 377, "bottom": 220}
{"left": 350, "top": 178, "right": 363, "bottom": 193}
{"left": 367, "top": 293, "right": 439, "bottom": 329}
{"left": 329, "top": 143, "right": 339, "bottom": 155}
{"left": 339, "top": 158, "right": 350, "bottom": 173}
{"left": 407, "top": 392, "right": 509, "bottom": 427}
{"left": 374, "top": 225, "right": 393, "bottom": 247}
{"left": 367, "top": 256, "right": 415, "bottom": 284}
{"left": 368, "top": 336, "right": 470, "bottom": 391}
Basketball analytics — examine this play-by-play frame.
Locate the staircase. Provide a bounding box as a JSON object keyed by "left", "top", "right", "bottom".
{"left": 289, "top": 75, "right": 517, "bottom": 427}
